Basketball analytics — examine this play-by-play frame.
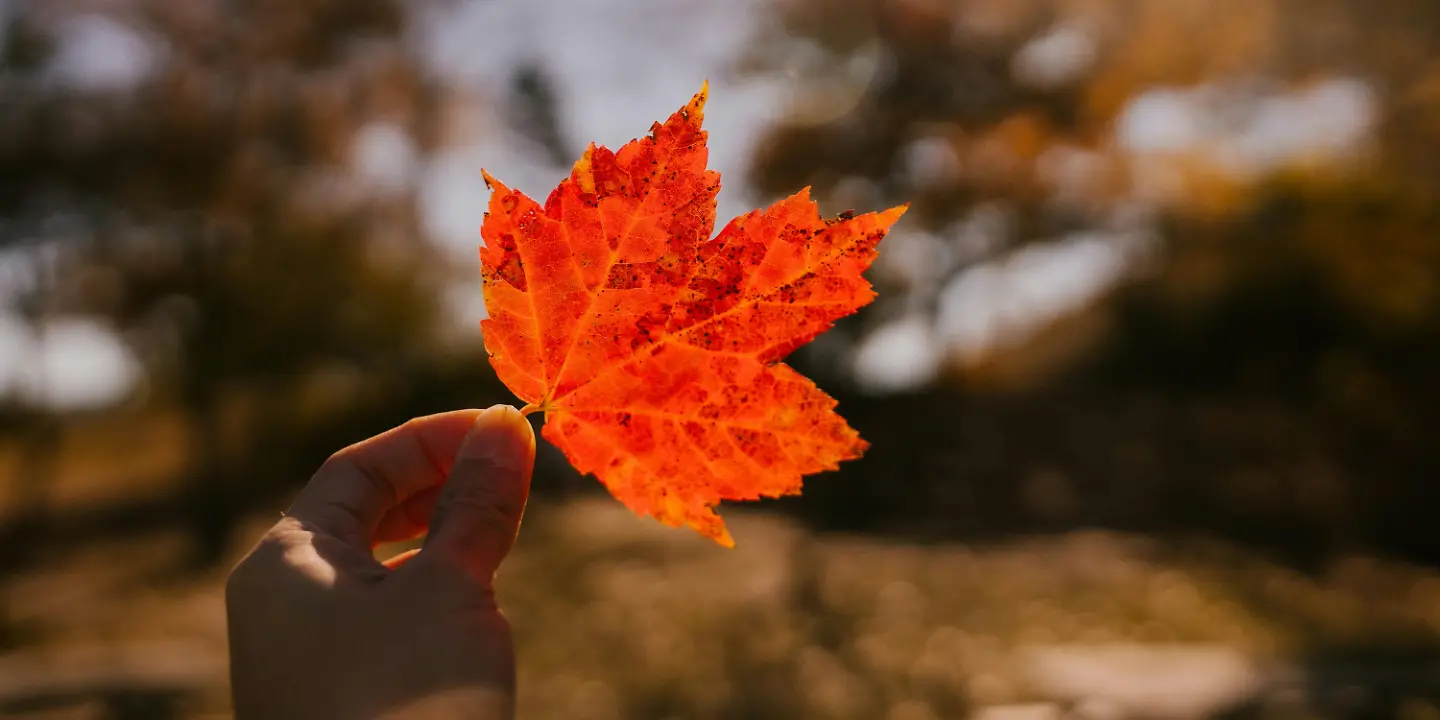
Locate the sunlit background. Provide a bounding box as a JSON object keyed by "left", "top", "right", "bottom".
{"left": 2, "top": 0, "right": 1439, "bottom": 717}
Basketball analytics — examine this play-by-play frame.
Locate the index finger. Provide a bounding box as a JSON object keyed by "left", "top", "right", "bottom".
{"left": 286, "top": 408, "right": 488, "bottom": 548}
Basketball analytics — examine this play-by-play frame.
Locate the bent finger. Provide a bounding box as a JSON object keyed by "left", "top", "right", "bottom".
{"left": 286, "top": 408, "right": 487, "bottom": 548}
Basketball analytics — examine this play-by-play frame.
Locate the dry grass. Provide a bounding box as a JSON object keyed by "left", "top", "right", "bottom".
{"left": 3, "top": 499, "right": 1440, "bottom": 718}
{"left": 0, "top": 409, "right": 191, "bottom": 516}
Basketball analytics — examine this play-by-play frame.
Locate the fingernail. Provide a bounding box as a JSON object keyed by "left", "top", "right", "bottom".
{"left": 457, "top": 404, "right": 533, "bottom": 472}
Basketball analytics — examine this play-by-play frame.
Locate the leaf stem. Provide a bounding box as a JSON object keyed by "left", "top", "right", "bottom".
{"left": 519, "top": 392, "right": 555, "bottom": 417}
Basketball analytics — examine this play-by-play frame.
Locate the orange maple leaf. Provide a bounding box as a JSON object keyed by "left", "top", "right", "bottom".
{"left": 479, "top": 83, "right": 906, "bottom": 546}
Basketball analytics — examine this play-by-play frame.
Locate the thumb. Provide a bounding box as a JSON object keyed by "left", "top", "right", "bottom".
{"left": 421, "top": 404, "right": 535, "bottom": 581}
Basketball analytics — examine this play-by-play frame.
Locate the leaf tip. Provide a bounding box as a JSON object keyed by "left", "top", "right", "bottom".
{"left": 572, "top": 144, "right": 597, "bottom": 195}
{"left": 853, "top": 436, "right": 872, "bottom": 456}
{"left": 877, "top": 202, "right": 911, "bottom": 227}
{"left": 682, "top": 80, "right": 708, "bottom": 125}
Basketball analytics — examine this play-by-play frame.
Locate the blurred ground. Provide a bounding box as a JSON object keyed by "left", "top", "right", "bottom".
{"left": 3, "top": 0, "right": 1440, "bottom": 717}
{"left": 3, "top": 495, "right": 1440, "bottom": 719}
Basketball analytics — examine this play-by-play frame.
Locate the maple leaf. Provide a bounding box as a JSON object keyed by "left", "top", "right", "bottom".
{"left": 479, "top": 82, "right": 906, "bottom": 546}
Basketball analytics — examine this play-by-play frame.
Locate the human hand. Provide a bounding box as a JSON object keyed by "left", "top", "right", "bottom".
{"left": 226, "top": 405, "right": 535, "bottom": 719}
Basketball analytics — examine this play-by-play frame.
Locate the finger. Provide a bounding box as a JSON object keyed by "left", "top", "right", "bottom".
{"left": 373, "top": 485, "right": 442, "bottom": 544}
{"left": 420, "top": 405, "right": 534, "bottom": 581}
{"left": 286, "top": 408, "right": 487, "bottom": 548}
{"left": 381, "top": 547, "right": 422, "bottom": 570}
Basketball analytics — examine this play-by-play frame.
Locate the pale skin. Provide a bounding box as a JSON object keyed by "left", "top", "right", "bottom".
{"left": 226, "top": 405, "right": 535, "bottom": 719}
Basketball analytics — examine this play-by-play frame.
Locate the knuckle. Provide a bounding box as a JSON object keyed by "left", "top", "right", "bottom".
{"left": 314, "top": 448, "right": 355, "bottom": 479}
{"left": 224, "top": 519, "right": 307, "bottom": 602}
{"left": 447, "top": 464, "right": 525, "bottom": 517}
{"left": 466, "top": 503, "right": 519, "bottom": 539}
{"left": 443, "top": 491, "right": 523, "bottom": 536}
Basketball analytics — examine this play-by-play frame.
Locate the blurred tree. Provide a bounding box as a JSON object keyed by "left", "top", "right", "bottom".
{"left": 749, "top": 0, "right": 1440, "bottom": 562}
{"left": 0, "top": 0, "right": 481, "bottom": 565}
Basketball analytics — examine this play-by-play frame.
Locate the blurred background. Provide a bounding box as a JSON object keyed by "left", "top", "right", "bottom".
{"left": 1, "top": 0, "right": 1438, "bottom": 717}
